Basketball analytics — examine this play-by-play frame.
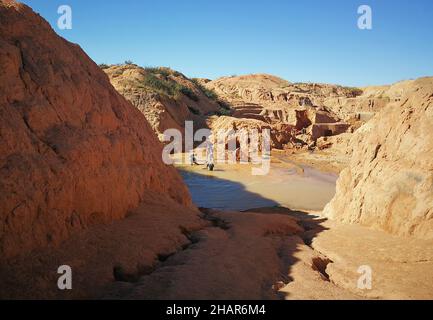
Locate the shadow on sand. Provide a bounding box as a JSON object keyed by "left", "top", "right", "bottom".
{"left": 178, "top": 169, "right": 330, "bottom": 299}
{"left": 179, "top": 169, "right": 280, "bottom": 211}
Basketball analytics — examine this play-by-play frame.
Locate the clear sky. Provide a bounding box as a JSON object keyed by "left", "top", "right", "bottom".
{"left": 20, "top": 0, "right": 433, "bottom": 87}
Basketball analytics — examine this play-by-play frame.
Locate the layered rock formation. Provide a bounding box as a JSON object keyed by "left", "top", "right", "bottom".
{"left": 104, "top": 65, "right": 221, "bottom": 141}
{"left": 0, "top": 1, "right": 192, "bottom": 258}
{"left": 323, "top": 81, "right": 413, "bottom": 122}
{"left": 324, "top": 77, "right": 433, "bottom": 239}
{"left": 204, "top": 74, "right": 361, "bottom": 149}
{"left": 205, "top": 74, "right": 362, "bottom": 109}
{"left": 209, "top": 115, "right": 294, "bottom": 150}
{"left": 103, "top": 70, "right": 400, "bottom": 152}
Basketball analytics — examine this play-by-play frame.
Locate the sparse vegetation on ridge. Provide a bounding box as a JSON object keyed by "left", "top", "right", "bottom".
{"left": 98, "top": 63, "right": 110, "bottom": 69}
{"left": 191, "top": 78, "right": 218, "bottom": 100}
{"left": 215, "top": 106, "right": 233, "bottom": 116}
{"left": 139, "top": 67, "right": 199, "bottom": 101}
{"left": 144, "top": 67, "right": 183, "bottom": 78}
{"left": 191, "top": 78, "right": 233, "bottom": 114}
{"left": 188, "top": 106, "right": 200, "bottom": 115}
{"left": 341, "top": 86, "right": 363, "bottom": 96}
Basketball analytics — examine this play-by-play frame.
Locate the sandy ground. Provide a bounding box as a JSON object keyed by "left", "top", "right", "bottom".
{"left": 2, "top": 205, "right": 432, "bottom": 300}
{"left": 274, "top": 149, "right": 348, "bottom": 174}
{"left": 105, "top": 207, "right": 433, "bottom": 300}
{"left": 1, "top": 153, "right": 431, "bottom": 299}
{"left": 169, "top": 152, "right": 433, "bottom": 299}
{"left": 307, "top": 218, "right": 433, "bottom": 299}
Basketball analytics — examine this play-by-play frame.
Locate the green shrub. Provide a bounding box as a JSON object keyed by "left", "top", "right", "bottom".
{"left": 191, "top": 78, "right": 218, "bottom": 101}
{"left": 141, "top": 71, "right": 198, "bottom": 101}
{"left": 215, "top": 107, "right": 233, "bottom": 116}
{"left": 190, "top": 78, "right": 234, "bottom": 114}
{"left": 144, "top": 67, "right": 183, "bottom": 78}
{"left": 141, "top": 73, "right": 175, "bottom": 96}
{"left": 218, "top": 100, "right": 231, "bottom": 111}
{"left": 188, "top": 106, "right": 200, "bottom": 115}
{"left": 124, "top": 60, "right": 134, "bottom": 65}
{"left": 178, "top": 86, "right": 199, "bottom": 101}
{"left": 145, "top": 67, "right": 171, "bottom": 78}
{"left": 342, "top": 86, "right": 363, "bottom": 97}
{"left": 98, "top": 63, "right": 110, "bottom": 69}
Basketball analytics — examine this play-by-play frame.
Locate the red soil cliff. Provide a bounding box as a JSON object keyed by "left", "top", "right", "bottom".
{"left": 0, "top": 1, "right": 192, "bottom": 258}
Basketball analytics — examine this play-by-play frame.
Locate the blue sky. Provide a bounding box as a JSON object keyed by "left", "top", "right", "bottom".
{"left": 20, "top": 0, "right": 433, "bottom": 86}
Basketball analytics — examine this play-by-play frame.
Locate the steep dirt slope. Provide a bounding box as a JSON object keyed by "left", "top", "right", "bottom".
{"left": 104, "top": 65, "right": 222, "bottom": 140}
{"left": 0, "top": 1, "right": 192, "bottom": 259}
{"left": 324, "top": 77, "right": 433, "bottom": 239}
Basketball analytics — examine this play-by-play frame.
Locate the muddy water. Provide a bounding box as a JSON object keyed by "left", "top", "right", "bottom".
{"left": 178, "top": 159, "right": 338, "bottom": 211}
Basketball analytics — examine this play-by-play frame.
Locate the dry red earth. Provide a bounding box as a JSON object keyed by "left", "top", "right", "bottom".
{"left": 0, "top": 1, "right": 191, "bottom": 259}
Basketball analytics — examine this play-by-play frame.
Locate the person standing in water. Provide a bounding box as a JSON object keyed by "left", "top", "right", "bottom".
{"left": 206, "top": 141, "right": 215, "bottom": 171}
{"left": 206, "top": 154, "right": 214, "bottom": 171}
{"left": 189, "top": 151, "right": 199, "bottom": 165}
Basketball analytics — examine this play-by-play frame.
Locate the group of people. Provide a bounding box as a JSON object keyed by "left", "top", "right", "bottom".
{"left": 189, "top": 141, "right": 214, "bottom": 171}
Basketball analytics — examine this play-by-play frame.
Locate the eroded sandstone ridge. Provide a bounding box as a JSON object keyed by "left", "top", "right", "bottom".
{"left": 205, "top": 74, "right": 365, "bottom": 149}
{"left": 0, "top": 1, "right": 192, "bottom": 258}
{"left": 104, "top": 64, "right": 222, "bottom": 140}
{"left": 324, "top": 77, "right": 433, "bottom": 239}
{"left": 103, "top": 68, "right": 402, "bottom": 153}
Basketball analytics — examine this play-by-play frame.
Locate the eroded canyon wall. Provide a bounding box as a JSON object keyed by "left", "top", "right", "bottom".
{"left": 323, "top": 77, "right": 433, "bottom": 239}
{"left": 0, "top": 1, "right": 192, "bottom": 258}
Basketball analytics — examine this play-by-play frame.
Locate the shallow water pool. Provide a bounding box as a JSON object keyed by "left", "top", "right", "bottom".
{"left": 179, "top": 162, "right": 337, "bottom": 211}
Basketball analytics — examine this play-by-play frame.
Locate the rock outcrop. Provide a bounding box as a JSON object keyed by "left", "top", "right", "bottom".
{"left": 205, "top": 74, "right": 362, "bottom": 109}
{"left": 0, "top": 1, "right": 192, "bottom": 258}
{"left": 104, "top": 65, "right": 221, "bottom": 141}
{"left": 104, "top": 71, "right": 399, "bottom": 152}
{"left": 323, "top": 81, "right": 414, "bottom": 122}
{"left": 324, "top": 77, "right": 433, "bottom": 239}
{"left": 204, "top": 74, "right": 363, "bottom": 149}
{"left": 209, "top": 115, "right": 293, "bottom": 150}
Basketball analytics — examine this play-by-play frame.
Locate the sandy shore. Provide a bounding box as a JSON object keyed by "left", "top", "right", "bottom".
{"left": 174, "top": 152, "right": 338, "bottom": 212}
{"left": 273, "top": 149, "right": 349, "bottom": 174}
